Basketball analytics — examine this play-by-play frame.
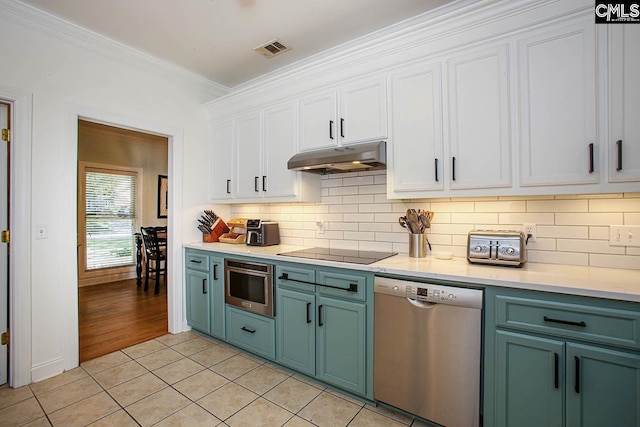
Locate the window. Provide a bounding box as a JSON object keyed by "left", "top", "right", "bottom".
{"left": 78, "top": 162, "right": 142, "bottom": 282}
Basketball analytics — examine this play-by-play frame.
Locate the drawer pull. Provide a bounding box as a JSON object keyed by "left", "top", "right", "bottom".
{"left": 241, "top": 326, "right": 256, "bottom": 334}
{"left": 190, "top": 259, "right": 202, "bottom": 264}
{"left": 574, "top": 356, "right": 580, "bottom": 393}
{"left": 306, "top": 302, "right": 312, "bottom": 324}
{"left": 543, "top": 316, "right": 586, "bottom": 328}
{"left": 278, "top": 273, "right": 358, "bottom": 293}
{"left": 554, "top": 353, "right": 559, "bottom": 389}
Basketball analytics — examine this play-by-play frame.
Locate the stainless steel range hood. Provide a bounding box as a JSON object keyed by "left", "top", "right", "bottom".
{"left": 287, "top": 141, "right": 386, "bottom": 174}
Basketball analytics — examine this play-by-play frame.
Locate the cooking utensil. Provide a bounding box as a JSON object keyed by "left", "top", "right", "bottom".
{"left": 406, "top": 209, "right": 420, "bottom": 234}
{"left": 399, "top": 217, "right": 410, "bottom": 231}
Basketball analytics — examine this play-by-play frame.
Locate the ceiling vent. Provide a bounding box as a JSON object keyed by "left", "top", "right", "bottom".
{"left": 254, "top": 38, "right": 291, "bottom": 58}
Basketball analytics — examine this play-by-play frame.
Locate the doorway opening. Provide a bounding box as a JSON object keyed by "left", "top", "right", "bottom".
{"left": 77, "top": 120, "right": 169, "bottom": 362}
{"left": 1, "top": 101, "right": 10, "bottom": 385}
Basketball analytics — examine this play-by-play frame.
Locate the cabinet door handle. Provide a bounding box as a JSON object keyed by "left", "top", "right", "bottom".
{"left": 318, "top": 305, "right": 324, "bottom": 327}
{"left": 543, "top": 316, "right": 586, "bottom": 328}
{"left": 202, "top": 278, "right": 207, "bottom": 294}
{"left": 574, "top": 356, "right": 580, "bottom": 393}
{"left": 226, "top": 179, "right": 231, "bottom": 194}
{"left": 616, "top": 139, "right": 623, "bottom": 171}
{"left": 554, "top": 353, "right": 559, "bottom": 389}
{"left": 213, "top": 264, "right": 218, "bottom": 281}
{"left": 254, "top": 176, "right": 259, "bottom": 192}
{"left": 262, "top": 175, "right": 267, "bottom": 192}
{"left": 241, "top": 326, "right": 256, "bottom": 334}
{"left": 340, "top": 118, "right": 345, "bottom": 138}
{"left": 435, "top": 158, "right": 439, "bottom": 182}
{"left": 329, "top": 120, "right": 334, "bottom": 140}
{"left": 588, "top": 143, "right": 594, "bottom": 174}
{"left": 452, "top": 156, "right": 456, "bottom": 181}
{"left": 306, "top": 302, "right": 312, "bottom": 324}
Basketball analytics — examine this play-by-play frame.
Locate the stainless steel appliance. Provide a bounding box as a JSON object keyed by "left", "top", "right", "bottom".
{"left": 278, "top": 247, "right": 397, "bottom": 265}
{"left": 467, "top": 230, "right": 527, "bottom": 266}
{"left": 374, "top": 276, "right": 484, "bottom": 427}
{"left": 224, "top": 259, "right": 274, "bottom": 317}
{"left": 246, "top": 219, "right": 280, "bottom": 246}
{"left": 287, "top": 141, "right": 386, "bottom": 174}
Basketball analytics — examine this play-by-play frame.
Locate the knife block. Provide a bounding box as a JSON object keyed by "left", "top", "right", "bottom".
{"left": 202, "top": 218, "right": 230, "bottom": 242}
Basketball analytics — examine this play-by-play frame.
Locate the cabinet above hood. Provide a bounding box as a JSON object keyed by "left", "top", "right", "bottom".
{"left": 287, "top": 141, "right": 386, "bottom": 174}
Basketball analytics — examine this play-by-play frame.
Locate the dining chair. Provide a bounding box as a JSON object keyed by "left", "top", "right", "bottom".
{"left": 140, "top": 226, "right": 167, "bottom": 294}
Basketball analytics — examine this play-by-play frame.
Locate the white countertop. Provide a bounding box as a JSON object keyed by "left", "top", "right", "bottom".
{"left": 184, "top": 242, "right": 640, "bottom": 303}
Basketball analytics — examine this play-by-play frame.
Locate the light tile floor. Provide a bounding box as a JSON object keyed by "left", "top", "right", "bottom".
{"left": 0, "top": 332, "right": 431, "bottom": 427}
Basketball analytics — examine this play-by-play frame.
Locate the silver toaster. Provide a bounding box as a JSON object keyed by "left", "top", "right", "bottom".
{"left": 467, "top": 230, "right": 527, "bottom": 267}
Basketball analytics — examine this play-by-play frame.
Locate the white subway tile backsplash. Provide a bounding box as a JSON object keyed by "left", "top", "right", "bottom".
{"left": 228, "top": 172, "right": 638, "bottom": 269}
{"left": 556, "top": 212, "right": 623, "bottom": 226}
{"left": 527, "top": 200, "right": 588, "bottom": 213}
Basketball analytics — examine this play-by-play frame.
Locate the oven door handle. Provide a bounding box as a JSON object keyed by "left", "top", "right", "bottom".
{"left": 278, "top": 273, "right": 358, "bottom": 293}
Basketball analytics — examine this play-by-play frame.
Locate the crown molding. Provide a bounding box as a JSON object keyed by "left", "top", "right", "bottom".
{"left": 207, "top": 0, "right": 591, "bottom": 112}
{"left": 0, "top": 0, "right": 230, "bottom": 101}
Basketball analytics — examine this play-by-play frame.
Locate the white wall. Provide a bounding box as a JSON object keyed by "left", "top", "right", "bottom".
{"left": 0, "top": 1, "right": 229, "bottom": 384}
{"left": 230, "top": 171, "right": 640, "bottom": 270}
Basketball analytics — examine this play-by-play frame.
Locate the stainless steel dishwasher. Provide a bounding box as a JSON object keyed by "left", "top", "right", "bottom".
{"left": 374, "top": 276, "right": 484, "bottom": 427}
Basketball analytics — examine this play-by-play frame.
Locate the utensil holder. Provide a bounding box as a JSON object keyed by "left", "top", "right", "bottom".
{"left": 409, "top": 233, "right": 427, "bottom": 258}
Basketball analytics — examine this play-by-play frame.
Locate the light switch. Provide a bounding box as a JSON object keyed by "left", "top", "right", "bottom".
{"left": 35, "top": 224, "right": 48, "bottom": 239}
{"left": 609, "top": 225, "right": 640, "bottom": 247}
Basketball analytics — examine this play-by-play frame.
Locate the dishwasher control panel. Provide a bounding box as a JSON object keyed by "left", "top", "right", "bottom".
{"left": 374, "top": 277, "right": 483, "bottom": 309}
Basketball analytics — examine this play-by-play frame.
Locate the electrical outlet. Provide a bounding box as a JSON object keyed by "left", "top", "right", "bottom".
{"left": 523, "top": 223, "right": 537, "bottom": 242}
{"left": 609, "top": 225, "right": 640, "bottom": 247}
{"left": 316, "top": 220, "right": 326, "bottom": 234}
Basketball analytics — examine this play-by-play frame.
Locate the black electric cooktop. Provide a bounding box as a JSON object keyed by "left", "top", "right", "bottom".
{"left": 278, "top": 247, "right": 397, "bottom": 265}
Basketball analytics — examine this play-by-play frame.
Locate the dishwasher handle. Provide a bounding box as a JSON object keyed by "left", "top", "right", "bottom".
{"left": 407, "top": 298, "right": 437, "bottom": 309}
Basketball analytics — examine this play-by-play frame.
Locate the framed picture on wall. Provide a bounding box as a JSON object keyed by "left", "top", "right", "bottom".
{"left": 157, "top": 175, "right": 168, "bottom": 218}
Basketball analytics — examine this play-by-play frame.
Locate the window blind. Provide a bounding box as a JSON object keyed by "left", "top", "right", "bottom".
{"left": 85, "top": 168, "right": 138, "bottom": 270}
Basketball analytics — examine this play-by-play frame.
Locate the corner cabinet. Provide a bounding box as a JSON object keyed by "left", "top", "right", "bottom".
{"left": 185, "top": 249, "right": 225, "bottom": 339}
{"left": 298, "top": 76, "right": 387, "bottom": 151}
{"left": 275, "top": 263, "right": 373, "bottom": 399}
{"left": 209, "top": 102, "right": 320, "bottom": 204}
{"left": 484, "top": 287, "right": 640, "bottom": 427}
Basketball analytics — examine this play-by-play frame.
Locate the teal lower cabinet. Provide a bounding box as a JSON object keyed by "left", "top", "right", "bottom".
{"left": 275, "top": 262, "right": 373, "bottom": 399}
{"left": 485, "top": 287, "right": 640, "bottom": 427}
{"left": 226, "top": 305, "right": 276, "bottom": 360}
{"left": 316, "top": 296, "right": 366, "bottom": 395}
{"left": 276, "top": 288, "right": 315, "bottom": 376}
{"left": 566, "top": 343, "right": 640, "bottom": 427}
{"left": 209, "top": 256, "right": 225, "bottom": 339}
{"left": 185, "top": 249, "right": 225, "bottom": 337}
{"left": 495, "top": 331, "right": 564, "bottom": 427}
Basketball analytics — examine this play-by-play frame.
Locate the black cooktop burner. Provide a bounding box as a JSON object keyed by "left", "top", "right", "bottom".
{"left": 278, "top": 247, "right": 397, "bottom": 265}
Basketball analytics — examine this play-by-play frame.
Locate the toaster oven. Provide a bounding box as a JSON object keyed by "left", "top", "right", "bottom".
{"left": 467, "top": 230, "right": 526, "bottom": 267}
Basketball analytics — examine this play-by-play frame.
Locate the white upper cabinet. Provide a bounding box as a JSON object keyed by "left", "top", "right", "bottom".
{"left": 298, "top": 77, "right": 387, "bottom": 151}
{"left": 517, "top": 19, "right": 598, "bottom": 187}
{"left": 446, "top": 44, "right": 511, "bottom": 190}
{"left": 339, "top": 78, "right": 388, "bottom": 144}
{"left": 262, "top": 102, "right": 298, "bottom": 199}
{"left": 608, "top": 25, "right": 640, "bottom": 183}
{"left": 210, "top": 102, "right": 321, "bottom": 204}
{"left": 210, "top": 120, "right": 234, "bottom": 201}
{"left": 298, "top": 91, "right": 338, "bottom": 151}
{"left": 235, "top": 112, "right": 263, "bottom": 199}
{"left": 388, "top": 61, "right": 444, "bottom": 196}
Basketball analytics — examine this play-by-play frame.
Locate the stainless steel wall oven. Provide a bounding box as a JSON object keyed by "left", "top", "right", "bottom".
{"left": 224, "top": 259, "right": 274, "bottom": 317}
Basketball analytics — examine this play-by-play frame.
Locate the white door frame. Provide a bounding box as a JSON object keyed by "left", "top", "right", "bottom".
{"left": 62, "top": 104, "right": 186, "bottom": 371}
{"left": 1, "top": 87, "right": 32, "bottom": 388}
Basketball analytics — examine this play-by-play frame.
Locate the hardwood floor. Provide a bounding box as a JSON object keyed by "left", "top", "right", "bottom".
{"left": 78, "top": 278, "right": 168, "bottom": 362}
